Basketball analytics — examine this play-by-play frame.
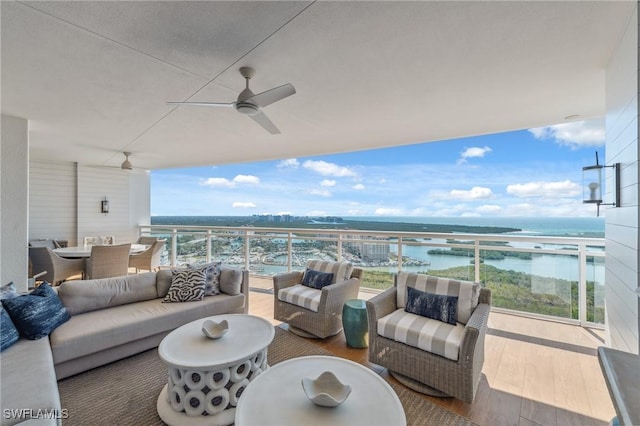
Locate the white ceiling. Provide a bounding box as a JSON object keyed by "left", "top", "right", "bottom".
{"left": 1, "top": 1, "right": 635, "bottom": 170}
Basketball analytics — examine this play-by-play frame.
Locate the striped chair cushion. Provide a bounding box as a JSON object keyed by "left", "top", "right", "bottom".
{"left": 305, "top": 260, "right": 354, "bottom": 284}
{"left": 278, "top": 284, "right": 322, "bottom": 313}
{"left": 396, "top": 272, "right": 479, "bottom": 324}
{"left": 377, "top": 308, "right": 465, "bottom": 361}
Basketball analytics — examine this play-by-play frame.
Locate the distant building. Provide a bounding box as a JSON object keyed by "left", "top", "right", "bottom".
{"left": 345, "top": 235, "right": 390, "bottom": 262}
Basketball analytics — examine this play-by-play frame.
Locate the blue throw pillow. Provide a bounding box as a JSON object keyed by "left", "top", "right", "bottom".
{"left": 405, "top": 287, "right": 458, "bottom": 325}
{"left": 301, "top": 269, "right": 334, "bottom": 290}
{"left": 0, "top": 306, "right": 20, "bottom": 351}
{"left": 2, "top": 282, "right": 70, "bottom": 340}
{"left": 0, "top": 282, "right": 19, "bottom": 300}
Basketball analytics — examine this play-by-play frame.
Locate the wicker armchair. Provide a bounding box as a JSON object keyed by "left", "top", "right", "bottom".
{"left": 367, "top": 272, "right": 491, "bottom": 403}
{"left": 273, "top": 260, "right": 363, "bottom": 338}
{"left": 128, "top": 239, "right": 166, "bottom": 272}
{"left": 28, "top": 247, "right": 85, "bottom": 285}
{"left": 86, "top": 243, "right": 131, "bottom": 279}
{"left": 136, "top": 236, "right": 159, "bottom": 245}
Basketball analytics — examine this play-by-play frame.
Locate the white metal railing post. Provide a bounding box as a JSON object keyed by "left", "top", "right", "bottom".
{"left": 337, "top": 234, "right": 343, "bottom": 261}
{"left": 171, "top": 229, "right": 177, "bottom": 267}
{"left": 474, "top": 240, "right": 481, "bottom": 283}
{"left": 578, "top": 242, "right": 587, "bottom": 325}
{"left": 287, "top": 232, "right": 293, "bottom": 272}
{"left": 206, "top": 230, "right": 212, "bottom": 263}
{"left": 244, "top": 230, "right": 250, "bottom": 271}
{"left": 397, "top": 237, "right": 403, "bottom": 271}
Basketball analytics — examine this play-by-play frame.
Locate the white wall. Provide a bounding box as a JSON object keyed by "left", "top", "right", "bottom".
{"left": 1, "top": 115, "right": 29, "bottom": 291}
{"left": 604, "top": 3, "right": 639, "bottom": 354}
{"left": 29, "top": 161, "right": 77, "bottom": 244}
{"left": 28, "top": 163, "right": 150, "bottom": 248}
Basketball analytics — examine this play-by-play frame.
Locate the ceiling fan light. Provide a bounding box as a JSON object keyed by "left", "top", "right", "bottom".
{"left": 235, "top": 102, "right": 259, "bottom": 116}
{"left": 121, "top": 152, "right": 133, "bottom": 170}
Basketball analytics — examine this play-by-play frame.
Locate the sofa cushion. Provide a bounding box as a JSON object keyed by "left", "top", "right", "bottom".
{"left": 0, "top": 337, "right": 62, "bottom": 426}
{"left": 220, "top": 266, "right": 243, "bottom": 295}
{"left": 163, "top": 269, "right": 206, "bottom": 302}
{"left": 396, "top": 272, "right": 479, "bottom": 325}
{"left": 156, "top": 269, "right": 174, "bottom": 297}
{"left": 405, "top": 287, "right": 458, "bottom": 325}
{"left": 377, "top": 308, "right": 465, "bottom": 361}
{"left": 278, "top": 284, "right": 322, "bottom": 313}
{"left": 305, "top": 260, "right": 353, "bottom": 284}
{"left": 0, "top": 306, "right": 19, "bottom": 351}
{"left": 58, "top": 272, "right": 158, "bottom": 315}
{"left": 2, "top": 283, "right": 70, "bottom": 340}
{"left": 50, "top": 295, "right": 245, "bottom": 364}
{"left": 301, "top": 269, "right": 334, "bottom": 290}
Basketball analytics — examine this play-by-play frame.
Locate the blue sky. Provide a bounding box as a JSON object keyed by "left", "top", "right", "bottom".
{"left": 151, "top": 119, "right": 607, "bottom": 218}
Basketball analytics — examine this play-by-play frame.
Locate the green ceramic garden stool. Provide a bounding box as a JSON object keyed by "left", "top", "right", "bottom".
{"left": 342, "top": 299, "right": 369, "bottom": 348}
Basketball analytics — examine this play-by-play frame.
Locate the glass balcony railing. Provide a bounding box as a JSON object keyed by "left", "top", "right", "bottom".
{"left": 141, "top": 225, "right": 605, "bottom": 328}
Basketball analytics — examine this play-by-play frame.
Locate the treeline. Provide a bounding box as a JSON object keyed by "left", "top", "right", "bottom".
{"left": 361, "top": 264, "right": 603, "bottom": 323}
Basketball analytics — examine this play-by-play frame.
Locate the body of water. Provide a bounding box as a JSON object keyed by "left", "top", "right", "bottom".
{"left": 347, "top": 216, "right": 605, "bottom": 237}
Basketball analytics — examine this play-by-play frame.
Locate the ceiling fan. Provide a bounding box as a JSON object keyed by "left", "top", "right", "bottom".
{"left": 168, "top": 67, "right": 296, "bottom": 134}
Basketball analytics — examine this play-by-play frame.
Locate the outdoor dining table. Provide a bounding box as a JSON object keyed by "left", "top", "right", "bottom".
{"left": 53, "top": 243, "right": 148, "bottom": 258}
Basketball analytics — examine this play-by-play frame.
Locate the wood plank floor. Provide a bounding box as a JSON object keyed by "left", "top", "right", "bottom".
{"left": 248, "top": 276, "right": 615, "bottom": 426}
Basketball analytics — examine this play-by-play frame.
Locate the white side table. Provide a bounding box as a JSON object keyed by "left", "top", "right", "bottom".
{"left": 235, "top": 355, "right": 406, "bottom": 426}
{"left": 157, "top": 314, "right": 275, "bottom": 426}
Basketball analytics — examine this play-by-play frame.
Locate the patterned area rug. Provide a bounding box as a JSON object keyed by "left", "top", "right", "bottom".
{"left": 58, "top": 327, "right": 476, "bottom": 425}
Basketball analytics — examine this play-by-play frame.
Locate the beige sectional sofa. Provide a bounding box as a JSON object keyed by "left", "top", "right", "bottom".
{"left": 0, "top": 268, "right": 249, "bottom": 426}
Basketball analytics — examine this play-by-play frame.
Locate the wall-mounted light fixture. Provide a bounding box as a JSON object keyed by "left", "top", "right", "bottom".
{"left": 582, "top": 152, "right": 620, "bottom": 216}
{"left": 101, "top": 198, "right": 109, "bottom": 214}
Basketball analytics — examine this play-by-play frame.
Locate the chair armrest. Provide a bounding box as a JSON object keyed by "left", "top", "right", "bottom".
{"left": 366, "top": 287, "right": 397, "bottom": 334}
{"left": 273, "top": 271, "right": 304, "bottom": 292}
{"left": 459, "top": 302, "right": 491, "bottom": 365}
{"left": 317, "top": 278, "right": 360, "bottom": 314}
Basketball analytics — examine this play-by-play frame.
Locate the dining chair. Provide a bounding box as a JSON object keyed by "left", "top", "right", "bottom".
{"left": 136, "top": 236, "right": 159, "bottom": 245}
{"left": 128, "top": 239, "right": 166, "bottom": 273}
{"left": 83, "top": 236, "right": 116, "bottom": 246}
{"left": 28, "top": 247, "right": 85, "bottom": 285}
{"left": 86, "top": 243, "right": 131, "bottom": 279}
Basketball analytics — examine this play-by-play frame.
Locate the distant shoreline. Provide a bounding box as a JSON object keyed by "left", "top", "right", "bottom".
{"left": 150, "top": 215, "right": 521, "bottom": 234}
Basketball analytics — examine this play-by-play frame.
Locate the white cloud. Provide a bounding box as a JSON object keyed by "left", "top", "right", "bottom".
{"left": 352, "top": 183, "right": 365, "bottom": 190}
{"left": 277, "top": 158, "right": 299, "bottom": 168}
{"left": 307, "top": 210, "right": 327, "bottom": 216}
{"left": 528, "top": 118, "right": 605, "bottom": 148}
{"left": 233, "top": 174, "right": 260, "bottom": 184}
{"left": 506, "top": 180, "right": 580, "bottom": 198}
{"left": 201, "top": 174, "right": 259, "bottom": 188}
{"left": 347, "top": 209, "right": 364, "bottom": 215}
{"left": 375, "top": 207, "right": 403, "bottom": 216}
{"left": 276, "top": 211, "right": 292, "bottom": 215}
{"left": 309, "top": 189, "right": 331, "bottom": 197}
{"left": 232, "top": 202, "right": 256, "bottom": 208}
{"left": 303, "top": 160, "right": 356, "bottom": 177}
{"left": 320, "top": 179, "right": 336, "bottom": 187}
{"left": 458, "top": 146, "right": 492, "bottom": 164}
{"left": 476, "top": 205, "right": 502, "bottom": 213}
{"left": 449, "top": 186, "right": 494, "bottom": 200}
{"left": 379, "top": 179, "right": 387, "bottom": 184}
{"left": 201, "top": 177, "right": 234, "bottom": 188}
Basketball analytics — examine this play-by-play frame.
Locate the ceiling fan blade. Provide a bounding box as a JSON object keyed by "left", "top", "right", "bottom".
{"left": 249, "top": 110, "right": 280, "bottom": 134}
{"left": 247, "top": 83, "right": 296, "bottom": 108}
{"left": 167, "top": 101, "right": 235, "bottom": 108}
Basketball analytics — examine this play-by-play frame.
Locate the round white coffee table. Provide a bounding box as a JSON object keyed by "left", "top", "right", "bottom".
{"left": 235, "top": 355, "right": 406, "bottom": 426}
{"left": 156, "top": 314, "right": 275, "bottom": 426}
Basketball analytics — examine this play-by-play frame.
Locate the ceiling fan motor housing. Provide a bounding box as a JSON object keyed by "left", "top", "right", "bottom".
{"left": 235, "top": 101, "right": 259, "bottom": 115}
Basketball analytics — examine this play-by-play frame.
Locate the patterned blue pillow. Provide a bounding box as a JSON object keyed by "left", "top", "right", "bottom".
{"left": 1, "top": 282, "right": 70, "bottom": 340}
{"left": 0, "top": 306, "right": 20, "bottom": 351}
{"left": 163, "top": 269, "right": 206, "bottom": 302}
{"left": 188, "top": 262, "right": 221, "bottom": 296}
{"left": 301, "top": 269, "right": 334, "bottom": 290}
{"left": 405, "top": 287, "right": 458, "bottom": 325}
